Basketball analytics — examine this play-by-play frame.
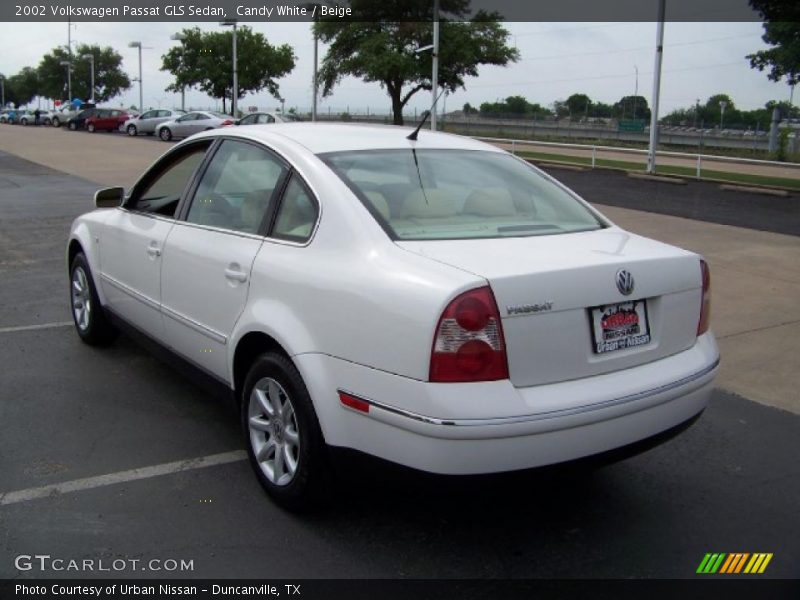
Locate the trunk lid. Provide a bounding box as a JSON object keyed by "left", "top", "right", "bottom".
{"left": 398, "top": 228, "right": 703, "bottom": 387}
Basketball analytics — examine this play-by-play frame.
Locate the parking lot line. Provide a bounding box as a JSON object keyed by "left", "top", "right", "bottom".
{"left": 0, "top": 450, "right": 247, "bottom": 506}
{"left": 0, "top": 321, "right": 73, "bottom": 334}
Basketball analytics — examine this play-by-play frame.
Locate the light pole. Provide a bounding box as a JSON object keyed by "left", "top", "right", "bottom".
{"left": 128, "top": 41, "right": 143, "bottom": 112}
{"left": 170, "top": 32, "right": 187, "bottom": 111}
{"left": 219, "top": 19, "right": 238, "bottom": 117}
{"left": 719, "top": 100, "right": 727, "bottom": 130}
{"left": 59, "top": 60, "right": 73, "bottom": 102}
{"left": 633, "top": 65, "right": 638, "bottom": 121}
{"left": 0, "top": 76, "right": 4, "bottom": 108}
{"left": 82, "top": 54, "right": 95, "bottom": 103}
{"left": 431, "top": 0, "right": 440, "bottom": 130}
{"left": 646, "top": 0, "right": 665, "bottom": 174}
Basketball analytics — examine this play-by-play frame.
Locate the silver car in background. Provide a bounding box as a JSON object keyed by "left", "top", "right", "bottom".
{"left": 155, "top": 111, "right": 234, "bottom": 141}
{"left": 124, "top": 108, "right": 186, "bottom": 137}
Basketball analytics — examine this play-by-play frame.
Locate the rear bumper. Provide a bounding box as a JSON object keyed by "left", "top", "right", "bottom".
{"left": 296, "top": 334, "right": 719, "bottom": 475}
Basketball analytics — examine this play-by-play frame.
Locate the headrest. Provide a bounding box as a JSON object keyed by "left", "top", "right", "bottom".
{"left": 463, "top": 188, "right": 516, "bottom": 217}
{"left": 364, "top": 191, "right": 391, "bottom": 221}
{"left": 400, "top": 189, "right": 458, "bottom": 219}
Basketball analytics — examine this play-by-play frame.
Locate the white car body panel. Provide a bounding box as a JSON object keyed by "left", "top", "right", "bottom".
{"left": 68, "top": 123, "right": 719, "bottom": 475}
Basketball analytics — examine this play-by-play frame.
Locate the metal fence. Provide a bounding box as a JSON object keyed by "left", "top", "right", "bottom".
{"left": 472, "top": 136, "right": 800, "bottom": 182}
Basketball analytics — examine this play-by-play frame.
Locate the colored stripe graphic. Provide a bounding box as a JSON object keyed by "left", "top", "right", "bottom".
{"left": 699, "top": 552, "right": 773, "bottom": 574}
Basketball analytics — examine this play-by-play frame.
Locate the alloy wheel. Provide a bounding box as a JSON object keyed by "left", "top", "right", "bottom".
{"left": 248, "top": 377, "right": 300, "bottom": 486}
{"left": 71, "top": 266, "right": 91, "bottom": 332}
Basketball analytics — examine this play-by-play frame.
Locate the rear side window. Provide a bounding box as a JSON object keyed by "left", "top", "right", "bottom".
{"left": 185, "top": 139, "right": 287, "bottom": 234}
{"left": 128, "top": 145, "right": 209, "bottom": 218}
{"left": 272, "top": 176, "right": 318, "bottom": 242}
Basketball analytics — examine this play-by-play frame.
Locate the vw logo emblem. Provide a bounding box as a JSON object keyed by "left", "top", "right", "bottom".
{"left": 616, "top": 269, "right": 635, "bottom": 296}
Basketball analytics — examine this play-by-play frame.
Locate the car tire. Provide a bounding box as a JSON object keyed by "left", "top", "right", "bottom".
{"left": 21, "top": 119, "right": 28, "bottom": 126}
{"left": 242, "top": 352, "right": 331, "bottom": 511}
{"left": 87, "top": 123, "right": 96, "bottom": 132}
{"left": 159, "top": 127, "right": 172, "bottom": 141}
{"left": 69, "top": 252, "right": 118, "bottom": 346}
{"left": 68, "top": 122, "right": 77, "bottom": 131}
{"left": 43, "top": 118, "right": 51, "bottom": 126}
{"left": 52, "top": 117, "right": 60, "bottom": 127}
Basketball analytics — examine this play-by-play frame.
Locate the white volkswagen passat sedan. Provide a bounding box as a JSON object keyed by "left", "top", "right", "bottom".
{"left": 67, "top": 124, "right": 718, "bottom": 509}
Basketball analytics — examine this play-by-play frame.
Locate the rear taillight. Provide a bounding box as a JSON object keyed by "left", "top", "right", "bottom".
{"left": 430, "top": 286, "right": 509, "bottom": 383}
{"left": 221, "top": 119, "right": 234, "bottom": 126}
{"left": 697, "top": 259, "right": 711, "bottom": 335}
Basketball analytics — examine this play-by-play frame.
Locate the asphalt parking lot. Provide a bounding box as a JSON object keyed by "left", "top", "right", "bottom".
{"left": 0, "top": 129, "right": 798, "bottom": 580}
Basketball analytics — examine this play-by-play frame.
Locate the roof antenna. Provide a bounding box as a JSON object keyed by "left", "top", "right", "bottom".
{"left": 407, "top": 88, "right": 446, "bottom": 141}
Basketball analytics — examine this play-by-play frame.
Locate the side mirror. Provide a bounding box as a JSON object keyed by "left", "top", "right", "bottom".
{"left": 94, "top": 187, "right": 124, "bottom": 209}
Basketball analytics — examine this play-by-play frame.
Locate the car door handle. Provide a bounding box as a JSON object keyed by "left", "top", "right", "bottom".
{"left": 224, "top": 267, "right": 248, "bottom": 283}
{"left": 147, "top": 246, "right": 161, "bottom": 257}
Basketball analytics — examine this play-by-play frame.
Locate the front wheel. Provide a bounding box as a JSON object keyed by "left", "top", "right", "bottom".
{"left": 70, "top": 252, "right": 118, "bottom": 346}
{"left": 68, "top": 121, "right": 77, "bottom": 131}
{"left": 52, "top": 117, "right": 60, "bottom": 127}
{"left": 87, "top": 123, "right": 96, "bottom": 132}
{"left": 159, "top": 127, "right": 172, "bottom": 141}
{"left": 242, "top": 353, "right": 330, "bottom": 511}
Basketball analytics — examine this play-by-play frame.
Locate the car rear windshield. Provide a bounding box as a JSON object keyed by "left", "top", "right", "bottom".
{"left": 321, "top": 149, "right": 605, "bottom": 240}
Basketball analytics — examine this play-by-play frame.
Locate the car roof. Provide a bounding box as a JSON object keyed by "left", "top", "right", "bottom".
{"left": 195, "top": 123, "right": 500, "bottom": 154}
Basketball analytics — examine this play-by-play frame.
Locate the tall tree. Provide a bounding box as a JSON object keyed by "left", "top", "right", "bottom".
{"left": 747, "top": 0, "right": 800, "bottom": 85}
{"left": 161, "top": 27, "right": 295, "bottom": 114}
{"left": 314, "top": 1, "right": 519, "bottom": 125}
{"left": 565, "top": 93, "right": 592, "bottom": 118}
{"left": 38, "top": 44, "right": 131, "bottom": 102}
{"left": 614, "top": 95, "right": 650, "bottom": 121}
{"left": 5, "top": 67, "right": 39, "bottom": 107}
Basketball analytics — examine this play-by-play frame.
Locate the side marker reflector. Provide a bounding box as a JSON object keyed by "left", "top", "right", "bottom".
{"left": 339, "top": 391, "right": 370, "bottom": 413}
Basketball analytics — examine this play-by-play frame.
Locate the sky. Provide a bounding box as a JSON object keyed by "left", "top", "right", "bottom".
{"left": 0, "top": 20, "right": 793, "bottom": 116}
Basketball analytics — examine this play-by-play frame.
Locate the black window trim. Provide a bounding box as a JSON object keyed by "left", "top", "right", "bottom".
{"left": 124, "top": 138, "right": 216, "bottom": 219}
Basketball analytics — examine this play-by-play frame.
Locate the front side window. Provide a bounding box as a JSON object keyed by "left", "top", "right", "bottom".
{"left": 185, "top": 139, "right": 287, "bottom": 234}
{"left": 322, "top": 149, "right": 605, "bottom": 240}
{"left": 127, "top": 144, "right": 210, "bottom": 217}
{"left": 272, "top": 176, "right": 318, "bottom": 242}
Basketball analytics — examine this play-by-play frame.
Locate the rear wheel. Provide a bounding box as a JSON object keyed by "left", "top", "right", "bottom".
{"left": 68, "top": 121, "right": 77, "bottom": 131}
{"left": 242, "top": 353, "right": 330, "bottom": 511}
{"left": 159, "top": 127, "right": 172, "bottom": 141}
{"left": 52, "top": 116, "right": 61, "bottom": 127}
{"left": 70, "top": 252, "right": 118, "bottom": 346}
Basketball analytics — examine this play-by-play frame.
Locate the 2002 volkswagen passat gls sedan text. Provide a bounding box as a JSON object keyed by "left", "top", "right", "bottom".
{"left": 68, "top": 124, "right": 718, "bottom": 509}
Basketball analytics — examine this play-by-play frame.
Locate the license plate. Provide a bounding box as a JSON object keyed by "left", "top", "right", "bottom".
{"left": 590, "top": 299, "right": 651, "bottom": 354}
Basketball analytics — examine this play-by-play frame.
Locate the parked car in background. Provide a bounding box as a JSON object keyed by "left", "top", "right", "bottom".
{"left": 67, "top": 124, "right": 718, "bottom": 510}
{"left": 86, "top": 109, "right": 130, "bottom": 133}
{"left": 18, "top": 110, "right": 42, "bottom": 126}
{"left": 51, "top": 104, "right": 93, "bottom": 127}
{"left": 155, "top": 111, "right": 233, "bottom": 141}
{"left": 1, "top": 109, "right": 19, "bottom": 124}
{"left": 232, "top": 112, "right": 300, "bottom": 126}
{"left": 65, "top": 107, "right": 99, "bottom": 131}
{"left": 124, "top": 108, "right": 186, "bottom": 136}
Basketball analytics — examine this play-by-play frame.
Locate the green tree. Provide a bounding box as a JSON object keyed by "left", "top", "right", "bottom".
{"left": 462, "top": 102, "right": 477, "bottom": 115}
{"left": 38, "top": 44, "right": 130, "bottom": 102}
{"left": 161, "top": 27, "right": 295, "bottom": 114}
{"left": 565, "top": 93, "right": 592, "bottom": 118}
{"left": 747, "top": 0, "right": 800, "bottom": 85}
{"left": 5, "top": 67, "right": 39, "bottom": 107}
{"left": 314, "top": 1, "right": 519, "bottom": 125}
{"left": 614, "top": 95, "right": 650, "bottom": 121}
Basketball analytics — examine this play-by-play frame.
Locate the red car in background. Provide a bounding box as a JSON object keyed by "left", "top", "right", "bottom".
{"left": 85, "top": 109, "right": 129, "bottom": 133}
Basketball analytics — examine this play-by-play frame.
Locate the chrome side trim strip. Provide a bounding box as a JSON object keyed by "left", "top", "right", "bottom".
{"left": 161, "top": 304, "right": 228, "bottom": 345}
{"left": 100, "top": 273, "right": 160, "bottom": 311}
{"left": 100, "top": 273, "right": 227, "bottom": 345}
{"left": 340, "top": 357, "right": 719, "bottom": 427}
